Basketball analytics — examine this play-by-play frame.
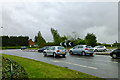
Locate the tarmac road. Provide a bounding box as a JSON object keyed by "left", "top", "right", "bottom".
{"left": 1, "top": 49, "right": 120, "bottom": 78}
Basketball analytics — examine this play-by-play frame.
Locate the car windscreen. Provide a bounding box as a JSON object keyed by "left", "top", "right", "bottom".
{"left": 58, "top": 47, "right": 65, "bottom": 50}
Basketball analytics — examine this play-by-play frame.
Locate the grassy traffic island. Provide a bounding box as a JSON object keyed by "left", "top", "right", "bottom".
{"left": 2, "top": 54, "right": 104, "bottom": 80}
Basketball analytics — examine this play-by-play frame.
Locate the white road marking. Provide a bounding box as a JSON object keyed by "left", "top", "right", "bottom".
{"left": 52, "top": 60, "right": 62, "bottom": 62}
{"left": 64, "top": 62, "right": 97, "bottom": 69}
{"left": 76, "top": 58, "right": 118, "bottom": 63}
{"left": 51, "top": 60, "right": 97, "bottom": 70}
{"left": 95, "top": 60, "right": 118, "bottom": 63}
{"left": 95, "top": 55, "right": 111, "bottom": 58}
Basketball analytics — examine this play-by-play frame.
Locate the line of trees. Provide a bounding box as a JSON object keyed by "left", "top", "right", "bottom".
{"left": 35, "top": 28, "right": 98, "bottom": 47}
{"left": 2, "top": 28, "right": 118, "bottom": 47}
{"left": 1, "top": 36, "right": 29, "bottom": 46}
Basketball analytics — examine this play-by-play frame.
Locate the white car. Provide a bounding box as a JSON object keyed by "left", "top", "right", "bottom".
{"left": 43, "top": 46, "right": 67, "bottom": 57}
{"left": 94, "top": 46, "right": 107, "bottom": 52}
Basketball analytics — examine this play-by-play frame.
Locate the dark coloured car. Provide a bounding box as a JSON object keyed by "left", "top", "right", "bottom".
{"left": 21, "top": 46, "right": 27, "bottom": 50}
{"left": 38, "top": 46, "right": 50, "bottom": 53}
{"left": 110, "top": 48, "right": 120, "bottom": 59}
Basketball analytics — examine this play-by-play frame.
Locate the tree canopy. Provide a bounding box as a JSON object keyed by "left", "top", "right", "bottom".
{"left": 85, "top": 33, "right": 97, "bottom": 47}
{"left": 1, "top": 36, "right": 29, "bottom": 46}
{"left": 37, "top": 31, "right": 46, "bottom": 47}
{"left": 51, "top": 28, "right": 62, "bottom": 45}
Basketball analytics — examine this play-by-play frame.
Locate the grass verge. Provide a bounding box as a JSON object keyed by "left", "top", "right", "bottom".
{"left": 1, "top": 46, "right": 39, "bottom": 50}
{"left": 2, "top": 54, "right": 104, "bottom": 79}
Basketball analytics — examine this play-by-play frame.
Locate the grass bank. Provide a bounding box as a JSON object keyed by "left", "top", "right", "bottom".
{"left": 106, "top": 47, "right": 117, "bottom": 49}
{"left": 1, "top": 46, "right": 39, "bottom": 50}
{"left": 2, "top": 54, "right": 104, "bottom": 79}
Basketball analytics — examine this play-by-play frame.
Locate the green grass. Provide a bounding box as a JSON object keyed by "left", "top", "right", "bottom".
{"left": 106, "top": 47, "right": 117, "bottom": 49}
{"left": 1, "top": 46, "right": 39, "bottom": 50}
{"left": 27, "top": 47, "right": 39, "bottom": 49}
{"left": 1, "top": 46, "right": 22, "bottom": 49}
{"left": 2, "top": 54, "right": 104, "bottom": 79}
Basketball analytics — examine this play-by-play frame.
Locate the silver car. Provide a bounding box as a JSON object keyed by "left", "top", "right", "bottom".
{"left": 69, "top": 45, "right": 94, "bottom": 56}
{"left": 94, "top": 46, "right": 107, "bottom": 52}
{"left": 43, "top": 46, "right": 67, "bottom": 57}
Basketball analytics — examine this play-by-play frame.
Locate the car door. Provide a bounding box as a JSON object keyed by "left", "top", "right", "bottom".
{"left": 76, "top": 46, "right": 83, "bottom": 54}
{"left": 97, "top": 46, "right": 101, "bottom": 51}
{"left": 49, "top": 47, "right": 55, "bottom": 55}
{"left": 101, "top": 46, "right": 104, "bottom": 51}
{"left": 72, "top": 46, "right": 78, "bottom": 54}
{"left": 46, "top": 47, "right": 51, "bottom": 55}
{"left": 116, "top": 49, "right": 120, "bottom": 57}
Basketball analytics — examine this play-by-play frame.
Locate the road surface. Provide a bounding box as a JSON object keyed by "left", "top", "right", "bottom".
{"left": 1, "top": 49, "right": 120, "bottom": 78}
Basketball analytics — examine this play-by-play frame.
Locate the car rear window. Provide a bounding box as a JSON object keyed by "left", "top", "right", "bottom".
{"left": 58, "top": 47, "right": 65, "bottom": 50}
{"left": 86, "top": 46, "right": 92, "bottom": 48}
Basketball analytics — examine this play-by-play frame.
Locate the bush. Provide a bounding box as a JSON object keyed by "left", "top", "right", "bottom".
{"left": 2, "top": 57, "right": 28, "bottom": 79}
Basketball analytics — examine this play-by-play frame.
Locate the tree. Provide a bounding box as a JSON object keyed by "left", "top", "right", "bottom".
{"left": 72, "top": 32, "right": 79, "bottom": 40}
{"left": 51, "top": 28, "right": 62, "bottom": 45}
{"left": 85, "top": 33, "right": 97, "bottom": 47}
{"left": 1, "top": 36, "right": 29, "bottom": 46}
{"left": 61, "top": 35, "right": 67, "bottom": 42}
{"left": 34, "top": 36, "right": 38, "bottom": 43}
{"left": 37, "top": 31, "right": 46, "bottom": 47}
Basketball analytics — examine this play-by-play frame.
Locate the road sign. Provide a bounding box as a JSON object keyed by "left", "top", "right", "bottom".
{"left": 69, "top": 42, "right": 71, "bottom": 46}
{"left": 60, "top": 42, "right": 62, "bottom": 46}
{"left": 64, "top": 43, "right": 67, "bottom": 46}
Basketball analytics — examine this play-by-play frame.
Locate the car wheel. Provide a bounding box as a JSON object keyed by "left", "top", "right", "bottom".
{"left": 69, "top": 51, "right": 73, "bottom": 55}
{"left": 94, "top": 49, "right": 98, "bottom": 52}
{"left": 104, "top": 49, "right": 107, "bottom": 52}
{"left": 43, "top": 52, "right": 47, "bottom": 57}
{"left": 112, "top": 54, "right": 117, "bottom": 59}
{"left": 63, "top": 55, "right": 66, "bottom": 58}
{"left": 53, "top": 53, "right": 57, "bottom": 57}
{"left": 82, "top": 51, "right": 86, "bottom": 56}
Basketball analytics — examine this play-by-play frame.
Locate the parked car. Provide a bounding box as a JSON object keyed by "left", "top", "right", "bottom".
{"left": 110, "top": 48, "right": 120, "bottom": 59}
{"left": 69, "top": 45, "right": 94, "bottom": 56}
{"left": 94, "top": 46, "right": 107, "bottom": 52}
{"left": 43, "top": 46, "right": 67, "bottom": 57}
{"left": 21, "top": 46, "right": 27, "bottom": 50}
{"left": 38, "top": 46, "right": 50, "bottom": 53}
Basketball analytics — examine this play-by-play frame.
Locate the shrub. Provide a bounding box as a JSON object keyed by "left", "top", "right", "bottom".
{"left": 2, "top": 57, "right": 28, "bottom": 79}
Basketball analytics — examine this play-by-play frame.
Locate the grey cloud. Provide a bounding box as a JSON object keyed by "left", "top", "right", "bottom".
{"left": 2, "top": 2, "right": 118, "bottom": 43}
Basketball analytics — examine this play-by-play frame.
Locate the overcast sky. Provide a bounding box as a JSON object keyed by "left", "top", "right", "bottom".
{"left": 1, "top": 2, "right": 118, "bottom": 44}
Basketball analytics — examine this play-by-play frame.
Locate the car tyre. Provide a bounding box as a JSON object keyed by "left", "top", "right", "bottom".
{"left": 94, "top": 49, "right": 98, "bottom": 52}
{"left": 103, "top": 49, "right": 107, "bottom": 52}
{"left": 53, "top": 53, "right": 57, "bottom": 57}
{"left": 112, "top": 54, "right": 117, "bottom": 59}
{"left": 63, "top": 55, "right": 66, "bottom": 58}
{"left": 82, "top": 51, "right": 86, "bottom": 56}
{"left": 43, "top": 52, "right": 47, "bottom": 57}
{"left": 69, "top": 51, "right": 73, "bottom": 55}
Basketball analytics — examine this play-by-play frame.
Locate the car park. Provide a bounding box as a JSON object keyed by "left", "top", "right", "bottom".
{"left": 69, "top": 45, "right": 94, "bottom": 56}
{"left": 21, "top": 46, "right": 27, "bottom": 50}
{"left": 110, "top": 48, "right": 120, "bottom": 59}
{"left": 43, "top": 46, "right": 67, "bottom": 57}
{"left": 94, "top": 46, "right": 107, "bottom": 52}
{"left": 38, "top": 46, "right": 50, "bottom": 53}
